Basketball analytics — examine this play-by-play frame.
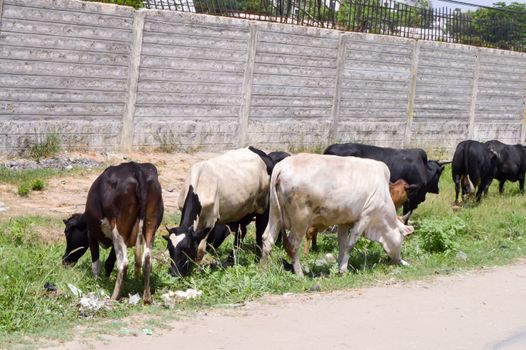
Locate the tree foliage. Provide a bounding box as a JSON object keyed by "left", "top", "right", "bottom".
{"left": 449, "top": 2, "right": 526, "bottom": 50}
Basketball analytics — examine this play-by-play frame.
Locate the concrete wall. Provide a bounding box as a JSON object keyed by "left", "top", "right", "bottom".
{"left": 0, "top": 0, "right": 134, "bottom": 153}
{"left": 1, "top": 0, "right": 526, "bottom": 156}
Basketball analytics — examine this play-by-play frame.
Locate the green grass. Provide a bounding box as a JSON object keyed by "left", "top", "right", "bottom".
{"left": 0, "top": 166, "right": 103, "bottom": 187}
{"left": 2, "top": 165, "right": 526, "bottom": 347}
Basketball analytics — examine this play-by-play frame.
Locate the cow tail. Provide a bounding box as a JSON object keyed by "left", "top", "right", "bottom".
{"left": 463, "top": 145, "right": 475, "bottom": 193}
{"left": 133, "top": 162, "right": 148, "bottom": 222}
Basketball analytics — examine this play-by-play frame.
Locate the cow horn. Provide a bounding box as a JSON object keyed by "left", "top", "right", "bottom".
{"left": 401, "top": 212, "right": 411, "bottom": 223}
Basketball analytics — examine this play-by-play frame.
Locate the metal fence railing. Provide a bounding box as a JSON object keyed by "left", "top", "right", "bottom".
{"left": 95, "top": 0, "right": 526, "bottom": 52}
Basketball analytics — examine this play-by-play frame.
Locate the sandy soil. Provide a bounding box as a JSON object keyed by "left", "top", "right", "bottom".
{"left": 51, "top": 260, "right": 526, "bottom": 350}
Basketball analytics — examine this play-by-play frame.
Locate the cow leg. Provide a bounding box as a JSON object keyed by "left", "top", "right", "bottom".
{"left": 453, "top": 174, "right": 461, "bottom": 206}
{"left": 288, "top": 221, "right": 309, "bottom": 276}
{"left": 134, "top": 220, "right": 144, "bottom": 278}
{"left": 110, "top": 224, "right": 128, "bottom": 301}
{"left": 104, "top": 247, "right": 116, "bottom": 277}
{"left": 337, "top": 224, "right": 358, "bottom": 274}
{"left": 520, "top": 176, "right": 525, "bottom": 194}
{"left": 88, "top": 234, "right": 101, "bottom": 278}
{"left": 255, "top": 210, "right": 269, "bottom": 258}
{"left": 499, "top": 180, "right": 505, "bottom": 194}
{"left": 142, "top": 219, "right": 156, "bottom": 305}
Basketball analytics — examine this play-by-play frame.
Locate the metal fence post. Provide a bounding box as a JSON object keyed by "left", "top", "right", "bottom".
{"left": 121, "top": 9, "right": 145, "bottom": 152}
{"left": 404, "top": 39, "right": 420, "bottom": 148}
{"left": 328, "top": 33, "right": 347, "bottom": 143}
{"left": 467, "top": 48, "right": 480, "bottom": 140}
{"left": 238, "top": 23, "right": 258, "bottom": 148}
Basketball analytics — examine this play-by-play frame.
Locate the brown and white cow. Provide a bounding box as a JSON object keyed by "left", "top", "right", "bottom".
{"left": 165, "top": 147, "right": 274, "bottom": 276}
{"left": 262, "top": 153, "right": 414, "bottom": 276}
{"left": 63, "top": 162, "right": 163, "bottom": 304}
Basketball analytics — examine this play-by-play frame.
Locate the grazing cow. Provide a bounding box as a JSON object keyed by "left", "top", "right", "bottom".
{"left": 302, "top": 179, "right": 415, "bottom": 255}
{"left": 165, "top": 147, "right": 274, "bottom": 276}
{"left": 63, "top": 162, "right": 163, "bottom": 304}
{"left": 485, "top": 140, "right": 526, "bottom": 194}
{"left": 324, "top": 143, "right": 447, "bottom": 221}
{"left": 262, "top": 153, "right": 414, "bottom": 276}
{"left": 452, "top": 140, "right": 497, "bottom": 205}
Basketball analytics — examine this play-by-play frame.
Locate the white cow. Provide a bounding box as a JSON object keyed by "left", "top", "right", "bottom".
{"left": 165, "top": 147, "right": 273, "bottom": 276}
{"left": 262, "top": 153, "right": 414, "bottom": 276}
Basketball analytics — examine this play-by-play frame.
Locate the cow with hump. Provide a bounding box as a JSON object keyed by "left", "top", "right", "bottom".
{"left": 262, "top": 153, "right": 414, "bottom": 276}
{"left": 324, "top": 143, "right": 448, "bottom": 222}
{"left": 165, "top": 147, "right": 274, "bottom": 277}
{"left": 63, "top": 162, "right": 163, "bottom": 304}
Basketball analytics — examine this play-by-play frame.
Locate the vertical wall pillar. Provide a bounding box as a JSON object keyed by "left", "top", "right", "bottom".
{"left": 467, "top": 48, "right": 481, "bottom": 140}
{"left": 328, "top": 33, "right": 347, "bottom": 143}
{"left": 238, "top": 23, "right": 258, "bottom": 148}
{"left": 520, "top": 89, "right": 526, "bottom": 145}
{"left": 403, "top": 40, "right": 420, "bottom": 148}
{"left": 0, "top": 0, "right": 4, "bottom": 31}
{"left": 121, "top": 9, "right": 145, "bottom": 152}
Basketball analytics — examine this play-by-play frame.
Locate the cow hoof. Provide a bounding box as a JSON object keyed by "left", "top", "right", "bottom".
{"left": 400, "top": 259, "right": 410, "bottom": 266}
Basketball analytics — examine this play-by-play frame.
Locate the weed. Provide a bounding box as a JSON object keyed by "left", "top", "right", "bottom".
{"left": 31, "top": 179, "right": 45, "bottom": 191}
{"left": 17, "top": 183, "right": 30, "bottom": 197}
{"left": 417, "top": 216, "right": 466, "bottom": 253}
{"left": 154, "top": 130, "right": 180, "bottom": 153}
{"left": 24, "top": 133, "right": 61, "bottom": 160}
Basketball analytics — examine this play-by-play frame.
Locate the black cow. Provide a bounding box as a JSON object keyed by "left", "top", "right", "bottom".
{"left": 485, "top": 140, "right": 526, "bottom": 194}
{"left": 324, "top": 143, "right": 447, "bottom": 220}
{"left": 452, "top": 140, "right": 497, "bottom": 205}
{"left": 63, "top": 162, "right": 164, "bottom": 304}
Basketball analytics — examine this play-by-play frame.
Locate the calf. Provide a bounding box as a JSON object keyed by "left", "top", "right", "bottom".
{"left": 165, "top": 147, "right": 273, "bottom": 276}
{"left": 63, "top": 162, "right": 163, "bottom": 303}
{"left": 262, "top": 153, "right": 414, "bottom": 276}
{"left": 452, "top": 140, "right": 497, "bottom": 205}
{"left": 324, "top": 143, "right": 448, "bottom": 221}
{"left": 485, "top": 140, "right": 526, "bottom": 194}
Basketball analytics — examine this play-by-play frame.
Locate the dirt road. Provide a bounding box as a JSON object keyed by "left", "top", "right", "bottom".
{"left": 55, "top": 261, "right": 526, "bottom": 350}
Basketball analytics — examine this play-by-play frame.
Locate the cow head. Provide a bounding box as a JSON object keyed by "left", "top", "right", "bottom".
{"left": 164, "top": 185, "right": 209, "bottom": 277}
{"left": 63, "top": 213, "right": 88, "bottom": 265}
{"left": 425, "top": 160, "right": 447, "bottom": 194}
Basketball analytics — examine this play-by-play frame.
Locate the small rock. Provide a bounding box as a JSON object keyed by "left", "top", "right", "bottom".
{"left": 142, "top": 328, "right": 153, "bottom": 336}
{"left": 324, "top": 253, "right": 336, "bottom": 264}
{"left": 128, "top": 293, "right": 141, "bottom": 305}
{"left": 456, "top": 251, "right": 468, "bottom": 262}
{"left": 65, "top": 164, "right": 73, "bottom": 170}
{"left": 314, "top": 259, "right": 327, "bottom": 267}
{"left": 308, "top": 284, "right": 321, "bottom": 292}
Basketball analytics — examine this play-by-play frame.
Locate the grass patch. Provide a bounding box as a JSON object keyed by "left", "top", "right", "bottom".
{"left": 24, "top": 134, "right": 61, "bottom": 160}
{"left": 1, "top": 165, "right": 526, "bottom": 347}
{"left": 0, "top": 166, "right": 103, "bottom": 188}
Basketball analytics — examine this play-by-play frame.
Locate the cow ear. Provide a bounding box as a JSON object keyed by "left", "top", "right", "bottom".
{"left": 63, "top": 219, "right": 68, "bottom": 225}
{"left": 162, "top": 234, "right": 170, "bottom": 242}
{"left": 192, "top": 228, "right": 209, "bottom": 243}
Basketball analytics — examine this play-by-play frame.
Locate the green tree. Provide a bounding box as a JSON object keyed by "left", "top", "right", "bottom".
{"left": 449, "top": 2, "right": 526, "bottom": 51}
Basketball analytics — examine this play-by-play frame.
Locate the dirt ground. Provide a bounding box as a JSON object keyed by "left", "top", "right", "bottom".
{"left": 51, "top": 260, "right": 526, "bottom": 350}
{"left": 0, "top": 151, "right": 219, "bottom": 241}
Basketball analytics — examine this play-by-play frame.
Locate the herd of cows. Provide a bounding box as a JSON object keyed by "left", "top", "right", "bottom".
{"left": 61, "top": 139, "right": 526, "bottom": 304}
